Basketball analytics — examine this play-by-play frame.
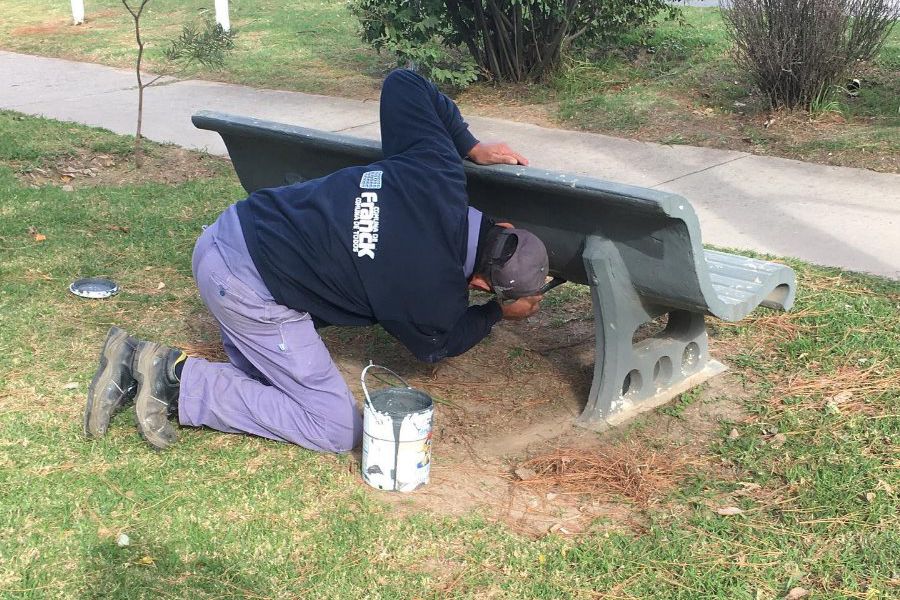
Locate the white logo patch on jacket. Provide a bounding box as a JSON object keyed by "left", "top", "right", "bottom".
{"left": 360, "top": 170, "right": 383, "bottom": 190}
{"left": 352, "top": 191, "right": 380, "bottom": 259}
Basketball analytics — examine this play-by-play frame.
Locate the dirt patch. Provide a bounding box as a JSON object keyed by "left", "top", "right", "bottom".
{"left": 173, "top": 283, "right": 750, "bottom": 536}
{"left": 457, "top": 83, "right": 561, "bottom": 129}
{"left": 464, "top": 101, "right": 561, "bottom": 130}
{"left": 14, "top": 146, "right": 230, "bottom": 189}
{"left": 10, "top": 10, "right": 120, "bottom": 37}
{"left": 361, "top": 371, "right": 748, "bottom": 537}
{"left": 11, "top": 23, "right": 71, "bottom": 37}
{"left": 314, "top": 296, "right": 751, "bottom": 535}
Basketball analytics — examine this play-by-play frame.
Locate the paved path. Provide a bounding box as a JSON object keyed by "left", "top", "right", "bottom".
{"left": 2, "top": 51, "right": 898, "bottom": 279}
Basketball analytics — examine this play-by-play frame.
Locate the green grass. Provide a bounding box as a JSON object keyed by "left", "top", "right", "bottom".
{"left": 558, "top": 81, "right": 680, "bottom": 132}
{"left": 556, "top": 9, "right": 733, "bottom": 124}
{"left": 658, "top": 385, "right": 706, "bottom": 419}
{"left": 1, "top": 2, "right": 897, "bottom": 170}
{"left": 0, "top": 0, "right": 391, "bottom": 96}
{"left": 557, "top": 8, "right": 900, "bottom": 123}
{"left": 553, "top": 8, "right": 899, "bottom": 170}
{"left": 1, "top": 113, "right": 899, "bottom": 598}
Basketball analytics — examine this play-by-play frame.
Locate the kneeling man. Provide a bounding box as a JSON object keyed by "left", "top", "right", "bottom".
{"left": 84, "top": 70, "right": 548, "bottom": 453}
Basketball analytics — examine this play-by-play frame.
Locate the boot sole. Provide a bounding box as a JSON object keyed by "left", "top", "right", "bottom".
{"left": 84, "top": 326, "right": 133, "bottom": 438}
{"left": 133, "top": 342, "right": 176, "bottom": 451}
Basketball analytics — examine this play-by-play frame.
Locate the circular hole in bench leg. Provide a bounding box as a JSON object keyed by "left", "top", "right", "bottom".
{"left": 682, "top": 342, "right": 701, "bottom": 373}
{"left": 622, "top": 369, "right": 643, "bottom": 397}
{"left": 653, "top": 356, "right": 673, "bottom": 385}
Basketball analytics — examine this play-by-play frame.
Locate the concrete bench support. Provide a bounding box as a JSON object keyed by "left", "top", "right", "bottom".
{"left": 582, "top": 236, "right": 724, "bottom": 426}
{"left": 192, "top": 110, "right": 797, "bottom": 427}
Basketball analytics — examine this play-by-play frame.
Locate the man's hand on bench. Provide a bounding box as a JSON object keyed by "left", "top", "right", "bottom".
{"left": 468, "top": 142, "right": 529, "bottom": 166}
{"left": 500, "top": 295, "right": 543, "bottom": 321}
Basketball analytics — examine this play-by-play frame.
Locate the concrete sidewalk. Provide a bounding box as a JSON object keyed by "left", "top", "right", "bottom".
{"left": 3, "top": 50, "right": 898, "bottom": 279}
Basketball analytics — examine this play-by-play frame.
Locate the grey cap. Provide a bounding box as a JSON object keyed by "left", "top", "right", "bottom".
{"left": 487, "top": 228, "right": 549, "bottom": 300}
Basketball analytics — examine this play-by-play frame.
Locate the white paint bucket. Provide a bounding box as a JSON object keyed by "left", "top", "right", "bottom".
{"left": 361, "top": 364, "right": 433, "bottom": 492}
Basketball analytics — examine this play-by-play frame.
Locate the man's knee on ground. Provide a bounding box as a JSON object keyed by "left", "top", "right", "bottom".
{"left": 326, "top": 426, "right": 361, "bottom": 454}
{"left": 320, "top": 401, "right": 363, "bottom": 454}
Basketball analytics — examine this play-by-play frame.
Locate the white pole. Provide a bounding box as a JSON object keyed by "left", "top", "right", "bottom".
{"left": 214, "top": 0, "right": 230, "bottom": 31}
{"left": 71, "top": 0, "right": 85, "bottom": 25}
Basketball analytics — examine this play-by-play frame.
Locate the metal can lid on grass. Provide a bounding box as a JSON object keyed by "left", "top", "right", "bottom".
{"left": 69, "top": 277, "right": 119, "bottom": 299}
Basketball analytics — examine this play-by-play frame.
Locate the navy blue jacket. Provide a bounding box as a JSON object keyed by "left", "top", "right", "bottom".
{"left": 236, "top": 70, "right": 503, "bottom": 362}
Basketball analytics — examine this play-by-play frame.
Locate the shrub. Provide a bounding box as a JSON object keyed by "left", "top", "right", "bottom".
{"left": 721, "top": 0, "right": 900, "bottom": 110}
{"left": 348, "top": 0, "right": 677, "bottom": 87}
{"left": 165, "top": 18, "right": 238, "bottom": 69}
{"left": 349, "top": 0, "right": 480, "bottom": 88}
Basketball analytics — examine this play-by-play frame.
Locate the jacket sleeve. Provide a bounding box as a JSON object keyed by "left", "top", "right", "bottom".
{"left": 379, "top": 69, "right": 479, "bottom": 161}
{"left": 381, "top": 301, "right": 503, "bottom": 363}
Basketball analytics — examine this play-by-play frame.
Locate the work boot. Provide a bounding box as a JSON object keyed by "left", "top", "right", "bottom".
{"left": 132, "top": 341, "right": 186, "bottom": 450}
{"left": 84, "top": 326, "right": 139, "bottom": 438}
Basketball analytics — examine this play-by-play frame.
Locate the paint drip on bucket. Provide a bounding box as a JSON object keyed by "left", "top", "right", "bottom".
{"left": 361, "top": 364, "right": 433, "bottom": 492}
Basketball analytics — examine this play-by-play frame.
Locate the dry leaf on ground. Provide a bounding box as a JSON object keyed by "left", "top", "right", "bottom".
{"left": 716, "top": 506, "right": 744, "bottom": 516}
{"left": 27, "top": 226, "right": 46, "bottom": 242}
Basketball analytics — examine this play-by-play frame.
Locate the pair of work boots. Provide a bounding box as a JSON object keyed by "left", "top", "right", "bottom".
{"left": 84, "top": 326, "right": 185, "bottom": 450}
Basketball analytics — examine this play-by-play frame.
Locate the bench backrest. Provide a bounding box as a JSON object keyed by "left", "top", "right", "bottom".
{"left": 193, "top": 111, "right": 722, "bottom": 314}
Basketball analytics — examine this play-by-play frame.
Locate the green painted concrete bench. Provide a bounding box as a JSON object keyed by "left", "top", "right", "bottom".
{"left": 193, "top": 110, "right": 796, "bottom": 427}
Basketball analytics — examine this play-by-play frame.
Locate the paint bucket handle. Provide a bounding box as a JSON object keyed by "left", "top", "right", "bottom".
{"left": 361, "top": 362, "right": 412, "bottom": 407}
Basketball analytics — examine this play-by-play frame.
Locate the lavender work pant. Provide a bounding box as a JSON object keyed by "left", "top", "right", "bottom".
{"left": 178, "top": 218, "right": 362, "bottom": 453}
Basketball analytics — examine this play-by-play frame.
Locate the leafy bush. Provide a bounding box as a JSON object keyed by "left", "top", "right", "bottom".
{"left": 575, "top": 0, "right": 681, "bottom": 46}
{"left": 165, "top": 17, "right": 238, "bottom": 69}
{"left": 348, "top": 0, "right": 677, "bottom": 86}
{"left": 349, "top": 0, "right": 479, "bottom": 88}
{"left": 721, "top": 0, "right": 899, "bottom": 110}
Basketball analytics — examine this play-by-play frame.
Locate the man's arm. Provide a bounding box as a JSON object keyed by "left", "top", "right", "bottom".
{"left": 380, "top": 69, "right": 530, "bottom": 169}
{"left": 380, "top": 69, "right": 479, "bottom": 161}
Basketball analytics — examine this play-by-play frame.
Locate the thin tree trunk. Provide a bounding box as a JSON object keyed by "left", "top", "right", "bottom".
{"left": 444, "top": 0, "right": 483, "bottom": 67}
{"left": 123, "top": 0, "right": 151, "bottom": 168}
{"left": 529, "top": 10, "right": 543, "bottom": 73}
{"left": 134, "top": 22, "right": 145, "bottom": 168}
{"left": 486, "top": 0, "right": 516, "bottom": 80}
{"left": 514, "top": 1, "right": 524, "bottom": 81}
{"left": 473, "top": 0, "right": 502, "bottom": 80}
{"left": 535, "top": 0, "right": 575, "bottom": 76}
